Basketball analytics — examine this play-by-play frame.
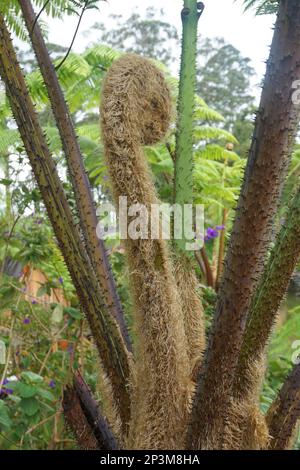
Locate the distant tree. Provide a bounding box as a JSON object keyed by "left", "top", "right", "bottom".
{"left": 90, "top": 7, "right": 179, "bottom": 66}
{"left": 197, "top": 37, "right": 256, "bottom": 155}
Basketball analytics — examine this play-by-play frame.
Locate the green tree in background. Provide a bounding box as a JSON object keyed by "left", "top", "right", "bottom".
{"left": 90, "top": 7, "right": 179, "bottom": 67}
{"left": 197, "top": 37, "right": 256, "bottom": 155}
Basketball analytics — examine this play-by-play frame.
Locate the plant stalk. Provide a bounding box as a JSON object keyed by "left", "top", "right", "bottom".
{"left": 187, "top": 0, "right": 300, "bottom": 449}
{"left": 18, "top": 0, "right": 131, "bottom": 352}
{"left": 0, "top": 13, "right": 131, "bottom": 431}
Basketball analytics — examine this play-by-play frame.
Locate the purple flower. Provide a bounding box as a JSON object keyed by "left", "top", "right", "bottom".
{"left": 206, "top": 227, "right": 218, "bottom": 239}
{"left": 58, "top": 277, "right": 64, "bottom": 285}
{"left": 31, "top": 299, "right": 37, "bottom": 305}
{"left": 67, "top": 344, "right": 74, "bottom": 355}
{"left": 204, "top": 227, "right": 220, "bottom": 243}
{"left": 103, "top": 175, "right": 109, "bottom": 181}
{"left": 23, "top": 317, "right": 31, "bottom": 324}
{"left": 21, "top": 287, "right": 26, "bottom": 293}
{"left": 0, "top": 379, "right": 13, "bottom": 395}
{"left": 48, "top": 380, "right": 56, "bottom": 389}
{"left": 216, "top": 225, "right": 225, "bottom": 231}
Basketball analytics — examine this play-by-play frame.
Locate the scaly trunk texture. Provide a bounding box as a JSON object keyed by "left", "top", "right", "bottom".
{"left": 0, "top": 13, "right": 131, "bottom": 433}
{"left": 174, "top": 256, "right": 205, "bottom": 381}
{"left": 225, "top": 184, "right": 300, "bottom": 448}
{"left": 18, "top": 0, "right": 131, "bottom": 352}
{"left": 266, "top": 363, "right": 300, "bottom": 449}
{"left": 63, "top": 372, "right": 118, "bottom": 450}
{"left": 63, "top": 386, "right": 102, "bottom": 450}
{"left": 187, "top": 0, "right": 300, "bottom": 449}
{"left": 101, "top": 54, "right": 190, "bottom": 450}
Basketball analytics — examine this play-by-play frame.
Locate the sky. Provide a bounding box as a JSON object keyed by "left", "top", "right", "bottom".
{"left": 47, "top": 0, "right": 276, "bottom": 91}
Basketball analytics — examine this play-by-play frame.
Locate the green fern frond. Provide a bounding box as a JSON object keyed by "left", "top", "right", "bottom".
{"left": 194, "top": 126, "right": 238, "bottom": 144}
{"left": 0, "top": 0, "right": 73, "bottom": 39}
{"left": 241, "top": 0, "right": 278, "bottom": 15}
{"left": 0, "top": 127, "right": 20, "bottom": 153}
{"left": 194, "top": 160, "right": 220, "bottom": 180}
{"left": 196, "top": 144, "right": 240, "bottom": 161}
{"left": 25, "top": 53, "right": 92, "bottom": 108}
{"left": 83, "top": 44, "right": 121, "bottom": 70}
{"left": 200, "top": 184, "right": 238, "bottom": 204}
{"left": 195, "top": 96, "right": 225, "bottom": 122}
{"left": 76, "top": 123, "right": 100, "bottom": 142}
{"left": 1, "top": 8, "right": 28, "bottom": 40}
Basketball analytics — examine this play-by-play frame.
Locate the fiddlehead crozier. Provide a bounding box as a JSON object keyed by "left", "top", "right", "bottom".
{"left": 101, "top": 54, "right": 190, "bottom": 449}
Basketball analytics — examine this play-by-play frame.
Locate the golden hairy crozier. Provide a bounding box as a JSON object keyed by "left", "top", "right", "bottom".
{"left": 101, "top": 54, "right": 192, "bottom": 449}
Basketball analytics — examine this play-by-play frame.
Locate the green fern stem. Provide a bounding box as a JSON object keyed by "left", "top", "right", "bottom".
{"left": 174, "top": 0, "right": 204, "bottom": 253}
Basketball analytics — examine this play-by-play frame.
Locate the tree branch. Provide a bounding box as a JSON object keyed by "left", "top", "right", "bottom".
{"left": 0, "top": 12, "right": 131, "bottom": 432}
{"left": 19, "top": 0, "right": 132, "bottom": 353}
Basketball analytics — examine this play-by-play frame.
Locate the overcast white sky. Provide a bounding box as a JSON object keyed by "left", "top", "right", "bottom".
{"left": 47, "top": 0, "right": 276, "bottom": 89}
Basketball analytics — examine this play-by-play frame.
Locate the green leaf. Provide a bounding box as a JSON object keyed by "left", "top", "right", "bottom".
{"left": 51, "top": 304, "right": 64, "bottom": 323}
{"left": 0, "top": 178, "right": 13, "bottom": 186}
{"left": 63, "top": 306, "right": 82, "bottom": 320}
{"left": 21, "top": 371, "right": 43, "bottom": 383}
{"left": 36, "top": 285, "right": 50, "bottom": 297}
{"left": 37, "top": 388, "right": 55, "bottom": 401}
{"left": 0, "top": 401, "right": 12, "bottom": 429}
{"left": 19, "top": 397, "right": 40, "bottom": 416}
{"left": 2, "top": 380, "right": 18, "bottom": 391}
{"left": 17, "top": 383, "right": 38, "bottom": 398}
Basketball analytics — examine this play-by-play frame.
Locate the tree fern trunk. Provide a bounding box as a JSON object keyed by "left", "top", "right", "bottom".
{"left": 0, "top": 13, "right": 131, "bottom": 433}
{"left": 236, "top": 186, "right": 300, "bottom": 393}
{"left": 187, "top": 0, "right": 300, "bottom": 449}
{"left": 63, "top": 372, "right": 119, "bottom": 450}
{"left": 266, "top": 363, "right": 300, "bottom": 449}
{"left": 222, "top": 185, "right": 300, "bottom": 448}
{"left": 18, "top": 0, "right": 131, "bottom": 352}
